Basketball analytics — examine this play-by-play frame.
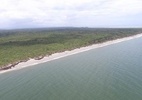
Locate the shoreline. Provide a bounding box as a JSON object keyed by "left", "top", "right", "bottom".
{"left": 1, "top": 33, "right": 142, "bottom": 74}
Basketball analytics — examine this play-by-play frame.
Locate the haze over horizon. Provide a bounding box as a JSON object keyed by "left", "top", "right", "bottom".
{"left": 0, "top": 0, "right": 142, "bottom": 29}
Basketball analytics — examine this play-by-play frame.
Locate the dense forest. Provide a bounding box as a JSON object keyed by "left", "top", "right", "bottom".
{"left": 0, "top": 28, "right": 142, "bottom": 68}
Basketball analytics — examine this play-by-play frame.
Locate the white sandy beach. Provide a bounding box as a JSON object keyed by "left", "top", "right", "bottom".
{"left": 1, "top": 33, "right": 142, "bottom": 74}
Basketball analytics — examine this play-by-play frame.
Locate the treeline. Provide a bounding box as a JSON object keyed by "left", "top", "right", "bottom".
{"left": 0, "top": 28, "right": 142, "bottom": 67}
{"left": 1, "top": 28, "right": 142, "bottom": 37}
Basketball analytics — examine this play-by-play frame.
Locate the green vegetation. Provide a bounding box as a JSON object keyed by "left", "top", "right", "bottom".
{"left": 0, "top": 28, "right": 142, "bottom": 67}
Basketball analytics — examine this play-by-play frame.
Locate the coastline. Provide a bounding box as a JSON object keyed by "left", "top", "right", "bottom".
{"left": 1, "top": 33, "right": 142, "bottom": 74}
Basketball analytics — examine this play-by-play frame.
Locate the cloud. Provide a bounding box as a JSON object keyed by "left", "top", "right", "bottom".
{"left": 0, "top": 0, "right": 142, "bottom": 28}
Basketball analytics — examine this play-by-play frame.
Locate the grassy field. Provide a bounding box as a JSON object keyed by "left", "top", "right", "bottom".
{"left": 0, "top": 28, "right": 142, "bottom": 67}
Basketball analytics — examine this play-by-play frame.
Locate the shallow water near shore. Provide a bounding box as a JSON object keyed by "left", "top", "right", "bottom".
{"left": 0, "top": 37, "right": 142, "bottom": 100}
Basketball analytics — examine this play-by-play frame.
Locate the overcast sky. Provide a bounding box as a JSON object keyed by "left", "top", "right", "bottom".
{"left": 0, "top": 0, "right": 142, "bottom": 29}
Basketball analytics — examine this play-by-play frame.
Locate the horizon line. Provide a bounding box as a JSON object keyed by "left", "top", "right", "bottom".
{"left": 0, "top": 26, "right": 142, "bottom": 30}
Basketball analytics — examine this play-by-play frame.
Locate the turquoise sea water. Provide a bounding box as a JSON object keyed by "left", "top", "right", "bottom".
{"left": 0, "top": 37, "right": 142, "bottom": 100}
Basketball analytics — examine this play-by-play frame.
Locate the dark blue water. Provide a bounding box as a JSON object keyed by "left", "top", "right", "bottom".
{"left": 0, "top": 37, "right": 142, "bottom": 100}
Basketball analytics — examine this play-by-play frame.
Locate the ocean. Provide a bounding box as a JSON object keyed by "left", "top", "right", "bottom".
{"left": 0, "top": 37, "right": 142, "bottom": 100}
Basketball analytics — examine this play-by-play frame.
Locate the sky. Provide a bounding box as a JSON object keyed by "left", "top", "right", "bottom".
{"left": 0, "top": 0, "right": 142, "bottom": 29}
